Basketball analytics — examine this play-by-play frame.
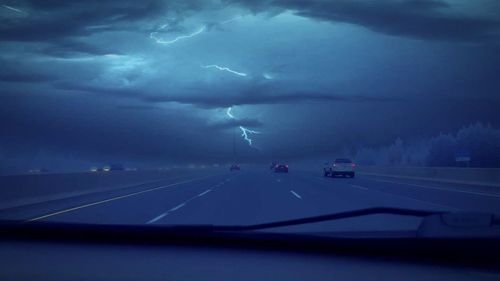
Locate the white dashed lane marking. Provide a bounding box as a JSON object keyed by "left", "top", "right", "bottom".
{"left": 147, "top": 213, "right": 167, "bottom": 224}
{"left": 146, "top": 202, "right": 187, "bottom": 224}
{"left": 147, "top": 176, "right": 234, "bottom": 224}
{"left": 290, "top": 190, "right": 302, "bottom": 199}
{"left": 170, "top": 203, "right": 186, "bottom": 212}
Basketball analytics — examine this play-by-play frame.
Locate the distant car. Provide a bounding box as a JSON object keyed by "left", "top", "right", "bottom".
{"left": 274, "top": 164, "right": 288, "bottom": 173}
{"left": 28, "top": 168, "right": 49, "bottom": 174}
{"left": 230, "top": 164, "right": 240, "bottom": 171}
{"left": 324, "top": 158, "right": 355, "bottom": 178}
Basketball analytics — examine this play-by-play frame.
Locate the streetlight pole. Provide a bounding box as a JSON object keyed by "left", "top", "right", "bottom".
{"left": 232, "top": 126, "right": 236, "bottom": 162}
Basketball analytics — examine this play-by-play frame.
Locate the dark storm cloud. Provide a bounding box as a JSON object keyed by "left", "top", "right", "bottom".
{"left": 0, "top": 61, "right": 55, "bottom": 82}
{"left": 2, "top": 0, "right": 499, "bottom": 45}
{"left": 0, "top": 71, "right": 53, "bottom": 82}
{"left": 0, "top": 93, "right": 234, "bottom": 168}
{"left": 230, "top": 0, "right": 500, "bottom": 42}
{"left": 209, "top": 118, "right": 264, "bottom": 130}
{"left": 39, "top": 39, "right": 116, "bottom": 57}
{"left": 144, "top": 91, "right": 402, "bottom": 107}
{"left": 57, "top": 81, "right": 402, "bottom": 108}
{"left": 54, "top": 82, "right": 143, "bottom": 99}
{"left": 2, "top": 0, "right": 500, "bottom": 173}
{"left": 0, "top": 0, "right": 212, "bottom": 57}
{"left": 116, "top": 105, "right": 160, "bottom": 111}
{"left": 0, "top": 1, "right": 167, "bottom": 42}
{"left": 0, "top": 2, "right": 144, "bottom": 62}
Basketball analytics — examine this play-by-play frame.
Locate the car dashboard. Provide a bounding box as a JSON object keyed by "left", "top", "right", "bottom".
{"left": 1, "top": 222, "right": 499, "bottom": 281}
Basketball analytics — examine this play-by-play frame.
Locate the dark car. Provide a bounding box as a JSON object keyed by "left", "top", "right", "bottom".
{"left": 230, "top": 164, "right": 240, "bottom": 171}
{"left": 274, "top": 164, "right": 288, "bottom": 173}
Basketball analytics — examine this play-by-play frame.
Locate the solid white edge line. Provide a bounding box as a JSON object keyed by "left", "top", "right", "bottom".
{"left": 371, "top": 178, "right": 500, "bottom": 198}
{"left": 312, "top": 175, "right": 457, "bottom": 210}
{"left": 290, "top": 190, "right": 302, "bottom": 199}
{"left": 366, "top": 185, "right": 459, "bottom": 210}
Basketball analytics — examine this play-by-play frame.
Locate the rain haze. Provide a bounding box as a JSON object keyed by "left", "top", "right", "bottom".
{"left": 3, "top": 3, "right": 500, "bottom": 277}
{"left": 1, "top": 0, "right": 500, "bottom": 173}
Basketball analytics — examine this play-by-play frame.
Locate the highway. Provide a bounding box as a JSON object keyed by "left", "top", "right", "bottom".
{"left": 1, "top": 168, "right": 500, "bottom": 233}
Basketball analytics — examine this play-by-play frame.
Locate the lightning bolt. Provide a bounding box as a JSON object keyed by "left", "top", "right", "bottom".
{"left": 150, "top": 25, "right": 206, "bottom": 45}
{"left": 239, "top": 127, "right": 260, "bottom": 146}
{"left": 226, "top": 107, "right": 260, "bottom": 147}
{"left": 226, "top": 107, "right": 235, "bottom": 119}
{"left": 150, "top": 15, "right": 243, "bottom": 46}
{"left": 149, "top": 17, "right": 257, "bottom": 147}
{"left": 2, "top": 4, "right": 25, "bottom": 14}
{"left": 203, "top": 65, "right": 247, "bottom": 77}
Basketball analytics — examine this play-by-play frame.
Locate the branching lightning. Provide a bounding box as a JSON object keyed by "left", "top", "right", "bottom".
{"left": 239, "top": 126, "right": 260, "bottom": 146}
{"left": 203, "top": 65, "right": 247, "bottom": 77}
{"left": 149, "top": 16, "right": 258, "bottom": 147}
{"left": 226, "top": 107, "right": 260, "bottom": 147}
{"left": 150, "top": 25, "right": 206, "bottom": 45}
{"left": 150, "top": 15, "right": 243, "bottom": 46}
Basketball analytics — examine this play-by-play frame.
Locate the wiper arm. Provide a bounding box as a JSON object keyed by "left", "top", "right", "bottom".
{"left": 0, "top": 208, "right": 442, "bottom": 235}
{"left": 212, "top": 207, "right": 443, "bottom": 232}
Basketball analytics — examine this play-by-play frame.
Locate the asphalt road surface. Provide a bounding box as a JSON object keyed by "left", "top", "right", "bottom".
{"left": 1, "top": 169, "right": 500, "bottom": 233}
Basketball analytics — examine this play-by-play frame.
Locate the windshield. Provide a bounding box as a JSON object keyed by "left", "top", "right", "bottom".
{"left": 1, "top": 0, "right": 500, "bottom": 235}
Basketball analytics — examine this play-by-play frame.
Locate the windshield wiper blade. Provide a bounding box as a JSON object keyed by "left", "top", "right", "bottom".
{"left": 0, "top": 208, "right": 443, "bottom": 235}
{"left": 211, "top": 207, "right": 444, "bottom": 232}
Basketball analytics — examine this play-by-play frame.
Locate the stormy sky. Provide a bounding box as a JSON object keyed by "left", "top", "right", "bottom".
{"left": 1, "top": 0, "right": 500, "bottom": 172}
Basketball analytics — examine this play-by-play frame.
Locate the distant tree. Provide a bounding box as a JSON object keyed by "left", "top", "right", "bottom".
{"left": 388, "top": 138, "right": 403, "bottom": 165}
{"left": 402, "top": 139, "right": 429, "bottom": 166}
{"left": 425, "top": 133, "right": 457, "bottom": 167}
{"left": 456, "top": 123, "right": 500, "bottom": 167}
{"left": 354, "top": 122, "right": 500, "bottom": 168}
{"left": 354, "top": 147, "right": 377, "bottom": 165}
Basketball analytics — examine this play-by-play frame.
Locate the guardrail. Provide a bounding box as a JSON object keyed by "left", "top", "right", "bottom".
{"left": 356, "top": 166, "right": 500, "bottom": 187}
